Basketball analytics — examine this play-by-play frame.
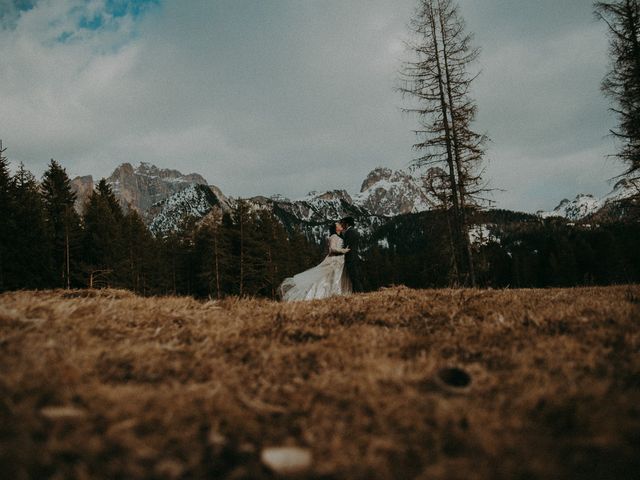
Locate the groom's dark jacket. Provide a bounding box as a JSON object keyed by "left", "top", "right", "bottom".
{"left": 342, "top": 226, "right": 364, "bottom": 292}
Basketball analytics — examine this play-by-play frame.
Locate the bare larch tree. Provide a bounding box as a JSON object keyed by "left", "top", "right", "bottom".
{"left": 399, "top": 0, "right": 488, "bottom": 286}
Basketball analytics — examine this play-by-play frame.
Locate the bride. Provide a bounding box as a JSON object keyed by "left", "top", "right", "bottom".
{"left": 279, "top": 222, "right": 353, "bottom": 301}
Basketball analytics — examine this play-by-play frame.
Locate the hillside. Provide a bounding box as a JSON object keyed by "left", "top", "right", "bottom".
{"left": 1, "top": 286, "right": 639, "bottom": 479}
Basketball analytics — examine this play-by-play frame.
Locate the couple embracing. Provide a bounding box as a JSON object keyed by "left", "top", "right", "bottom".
{"left": 279, "top": 216, "right": 364, "bottom": 302}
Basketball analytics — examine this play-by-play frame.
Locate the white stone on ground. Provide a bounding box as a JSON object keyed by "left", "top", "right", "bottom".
{"left": 260, "top": 446, "right": 312, "bottom": 475}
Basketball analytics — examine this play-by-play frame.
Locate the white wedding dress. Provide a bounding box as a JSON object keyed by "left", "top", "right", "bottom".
{"left": 279, "top": 234, "right": 353, "bottom": 302}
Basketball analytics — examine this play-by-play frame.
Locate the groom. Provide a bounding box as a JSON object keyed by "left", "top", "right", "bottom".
{"left": 340, "top": 216, "right": 364, "bottom": 292}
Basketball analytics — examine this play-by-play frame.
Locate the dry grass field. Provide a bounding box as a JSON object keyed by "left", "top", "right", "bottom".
{"left": 1, "top": 286, "right": 639, "bottom": 479}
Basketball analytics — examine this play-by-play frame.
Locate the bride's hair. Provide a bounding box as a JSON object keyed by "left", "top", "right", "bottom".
{"left": 329, "top": 223, "right": 337, "bottom": 235}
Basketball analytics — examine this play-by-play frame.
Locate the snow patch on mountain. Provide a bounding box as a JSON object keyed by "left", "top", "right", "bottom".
{"left": 237, "top": 190, "right": 382, "bottom": 245}
{"left": 377, "top": 238, "right": 390, "bottom": 249}
{"left": 469, "top": 224, "right": 500, "bottom": 246}
{"left": 538, "top": 194, "right": 602, "bottom": 221}
{"left": 537, "top": 178, "right": 638, "bottom": 221}
{"left": 601, "top": 178, "right": 638, "bottom": 204}
{"left": 282, "top": 190, "right": 365, "bottom": 223}
{"left": 148, "top": 184, "right": 220, "bottom": 237}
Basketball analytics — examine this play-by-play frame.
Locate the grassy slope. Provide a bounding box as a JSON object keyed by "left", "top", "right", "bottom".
{"left": 0, "top": 286, "right": 639, "bottom": 479}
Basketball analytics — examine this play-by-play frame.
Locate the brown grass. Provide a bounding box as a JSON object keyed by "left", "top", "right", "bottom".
{"left": 1, "top": 286, "right": 639, "bottom": 479}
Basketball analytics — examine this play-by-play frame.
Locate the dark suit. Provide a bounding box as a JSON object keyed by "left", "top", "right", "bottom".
{"left": 342, "top": 226, "right": 364, "bottom": 292}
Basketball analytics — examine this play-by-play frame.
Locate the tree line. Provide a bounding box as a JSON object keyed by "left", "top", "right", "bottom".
{"left": 360, "top": 210, "right": 640, "bottom": 290}
{"left": 0, "top": 148, "right": 321, "bottom": 297}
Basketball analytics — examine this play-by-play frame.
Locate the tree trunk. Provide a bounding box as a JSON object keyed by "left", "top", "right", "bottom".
{"left": 239, "top": 206, "right": 244, "bottom": 297}
{"left": 214, "top": 229, "right": 220, "bottom": 299}
{"left": 429, "top": 2, "right": 464, "bottom": 284}
{"left": 65, "top": 214, "right": 70, "bottom": 289}
{"left": 437, "top": 0, "right": 476, "bottom": 286}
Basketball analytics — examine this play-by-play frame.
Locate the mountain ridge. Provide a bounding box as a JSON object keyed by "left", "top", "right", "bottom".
{"left": 71, "top": 162, "right": 437, "bottom": 238}
{"left": 537, "top": 178, "right": 638, "bottom": 221}
{"left": 70, "top": 162, "right": 638, "bottom": 241}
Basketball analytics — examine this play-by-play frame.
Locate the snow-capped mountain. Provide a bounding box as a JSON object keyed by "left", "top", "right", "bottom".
{"left": 354, "top": 167, "right": 438, "bottom": 216}
{"left": 538, "top": 194, "right": 602, "bottom": 221}
{"left": 73, "top": 162, "right": 437, "bottom": 224}
{"left": 276, "top": 189, "right": 369, "bottom": 223}
{"left": 261, "top": 168, "right": 437, "bottom": 243}
{"left": 70, "top": 162, "right": 454, "bottom": 241}
{"left": 601, "top": 178, "right": 638, "bottom": 204}
{"left": 69, "top": 159, "right": 639, "bottom": 248}
{"left": 147, "top": 184, "right": 222, "bottom": 237}
{"left": 142, "top": 184, "right": 375, "bottom": 239}
{"left": 538, "top": 179, "right": 638, "bottom": 221}
{"left": 230, "top": 190, "right": 381, "bottom": 244}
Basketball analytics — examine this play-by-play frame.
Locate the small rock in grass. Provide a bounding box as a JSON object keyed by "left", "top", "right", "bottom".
{"left": 40, "top": 406, "right": 87, "bottom": 420}
{"left": 207, "top": 430, "right": 228, "bottom": 448}
{"left": 260, "top": 446, "right": 312, "bottom": 475}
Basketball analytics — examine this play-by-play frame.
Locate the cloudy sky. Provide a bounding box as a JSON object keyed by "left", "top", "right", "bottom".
{"left": 0, "top": 0, "right": 623, "bottom": 212}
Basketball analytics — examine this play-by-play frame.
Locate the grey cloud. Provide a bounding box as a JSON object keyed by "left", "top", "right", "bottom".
{"left": 0, "top": 0, "right": 621, "bottom": 212}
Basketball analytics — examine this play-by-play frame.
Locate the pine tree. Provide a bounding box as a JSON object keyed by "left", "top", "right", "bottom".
{"left": 81, "top": 178, "right": 129, "bottom": 288}
{"left": 231, "top": 200, "right": 270, "bottom": 297}
{"left": 41, "top": 159, "right": 82, "bottom": 288}
{"left": 82, "top": 192, "right": 116, "bottom": 287}
{"left": 96, "top": 178, "right": 124, "bottom": 221}
{"left": 121, "top": 208, "right": 155, "bottom": 294}
{"left": 218, "top": 211, "right": 241, "bottom": 295}
{"left": 257, "top": 210, "right": 292, "bottom": 299}
{"left": 195, "top": 208, "right": 231, "bottom": 299}
{"left": 157, "top": 233, "right": 182, "bottom": 295}
{"left": 11, "top": 163, "right": 52, "bottom": 288}
{"left": 0, "top": 141, "right": 15, "bottom": 291}
{"left": 595, "top": 0, "right": 640, "bottom": 184}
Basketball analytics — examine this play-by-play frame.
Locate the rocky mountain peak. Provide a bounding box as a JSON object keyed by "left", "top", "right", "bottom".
{"left": 354, "top": 167, "right": 436, "bottom": 217}
{"left": 106, "top": 162, "right": 209, "bottom": 212}
{"left": 610, "top": 177, "right": 640, "bottom": 192}
{"left": 133, "top": 162, "right": 208, "bottom": 185}
{"left": 71, "top": 162, "right": 215, "bottom": 215}
{"left": 316, "top": 190, "right": 353, "bottom": 203}
{"left": 70, "top": 175, "right": 95, "bottom": 213}
{"left": 604, "top": 178, "right": 638, "bottom": 203}
{"left": 538, "top": 194, "right": 601, "bottom": 222}
{"left": 136, "top": 162, "right": 161, "bottom": 177}
{"left": 114, "top": 162, "right": 135, "bottom": 177}
{"left": 360, "top": 167, "right": 393, "bottom": 192}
